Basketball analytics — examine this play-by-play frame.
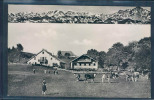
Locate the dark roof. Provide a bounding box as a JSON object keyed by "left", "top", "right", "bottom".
{"left": 70, "top": 54, "right": 97, "bottom": 63}
{"left": 60, "top": 51, "right": 76, "bottom": 56}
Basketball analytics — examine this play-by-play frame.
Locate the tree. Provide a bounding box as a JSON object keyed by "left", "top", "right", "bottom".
{"left": 87, "top": 49, "right": 106, "bottom": 68}
{"left": 8, "top": 47, "right": 11, "bottom": 53}
{"left": 87, "top": 49, "right": 99, "bottom": 59}
{"left": 133, "top": 37, "right": 151, "bottom": 71}
{"left": 105, "top": 42, "right": 126, "bottom": 70}
{"left": 65, "top": 53, "right": 71, "bottom": 58}
{"left": 12, "top": 46, "right": 16, "bottom": 51}
{"left": 57, "top": 51, "right": 62, "bottom": 58}
{"left": 17, "top": 43, "right": 23, "bottom": 52}
{"left": 98, "top": 51, "right": 106, "bottom": 68}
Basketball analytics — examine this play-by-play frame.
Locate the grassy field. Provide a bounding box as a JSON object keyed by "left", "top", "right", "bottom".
{"left": 8, "top": 64, "right": 151, "bottom": 98}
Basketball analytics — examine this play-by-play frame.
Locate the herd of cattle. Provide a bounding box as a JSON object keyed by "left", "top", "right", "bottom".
{"left": 32, "top": 66, "right": 150, "bottom": 83}
{"left": 73, "top": 71, "right": 150, "bottom": 83}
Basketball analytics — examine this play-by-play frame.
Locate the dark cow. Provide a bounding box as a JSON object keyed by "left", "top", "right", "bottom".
{"left": 84, "top": 73, "right": 97, "bottom": 82}
{"left": 125, "top": 71, "right": 140, "bottom": 82}
{"left": 111, "top": 72, "right": 119, "bottom": 79}
{"left": 132, "top": 72, "right": 140, "bottom": 82}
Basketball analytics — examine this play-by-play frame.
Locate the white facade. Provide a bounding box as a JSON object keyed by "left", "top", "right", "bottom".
{"left": 73, "top": 62, "right": 98, "bottom": 69}
{"left": 27, "top": 49, "right": 62, "bottom": 67}
{"left": 70, "top": 55, "right": 98, "bottom": 70}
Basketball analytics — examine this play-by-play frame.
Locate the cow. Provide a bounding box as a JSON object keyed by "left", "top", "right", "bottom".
{"left": 132, "top": 72, "right": 140, "bottom": 82}
{"left": 125, "top": 71, "right": 140, "bottom": 82}
{"left": 84, "top": 73, "right": 97, "bottom": 82}
{"left": 101, "top": 72, "right": 113, "bottom": 83}
{"left": 125, "top": 74, "right": 132, "bottom": 81}
{"left": 111, "top": 72, "right": 119, "bottom": 79}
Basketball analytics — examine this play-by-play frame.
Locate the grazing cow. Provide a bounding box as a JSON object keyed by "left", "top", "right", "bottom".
{"left": 125, "top": 74, "right": 132, "bottom": 81}
{"left": 111, "top": 72, "right": 119, "bottom": 79}
{"left": 133, "top": 72, "right": 140, "bottom": 82}
{"left": 84, "top": 73, "right": 97, "bottom": 82}
{"left": 125, "top": 71, "right": 133, "bottom": 81}
{"left": 125, "top": 71, "right": 139, "bottom": 82}
{"left": 102, "top": 72, "right": 114, "bottom": 83}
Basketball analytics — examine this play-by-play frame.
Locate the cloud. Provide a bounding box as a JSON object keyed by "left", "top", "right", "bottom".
{"left": 72, "top": 39, "right": 98, "bottom": 46}
{"left": 34, "top": 29, "right": 58, "bottom": 39}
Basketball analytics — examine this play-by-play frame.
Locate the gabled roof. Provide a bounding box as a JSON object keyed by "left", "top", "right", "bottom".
{"left": 70, "top": 54, "right": 97, "bottom": 63}
{"left": 27, "top": 49, "right": 65, "bottom": 63}
{"left": 60, "top": 51, "right": 76, "bottom": 57}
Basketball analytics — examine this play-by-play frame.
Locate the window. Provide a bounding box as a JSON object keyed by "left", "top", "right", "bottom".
{"left": 45, "top": 59, "right": 48, "bottom": 64}
{"left": 94, "top": 63, "right": 96, "bottom": 66}
{"left": 80, "top": 63, "right": 81, "bottom": 66}
{"left": 42, "top": 57, "right": 44, "bottom": 61}
{"left": 89, "top": 63, "right": 91, "bottom": 66}
{"left": 34, "top": 57, "right": 36, "bottom": 60}
{"left": 84, "top": 63, "right": 86, "bottom": 66}
{"left": 42, "top": 52, "right": 44, "bottom": 54}
{"left": 51, "top": 57, "right": 52, "bottom": 60}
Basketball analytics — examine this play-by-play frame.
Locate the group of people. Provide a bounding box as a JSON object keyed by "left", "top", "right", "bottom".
{"left": 32, "top": 68, "right": 59, "bottom": 95}
{"left": 32, "top": 68, "right": 58, "bottom": 75}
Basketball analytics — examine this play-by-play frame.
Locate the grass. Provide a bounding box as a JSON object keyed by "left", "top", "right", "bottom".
{"left": 8, "top": 64, "right": 151, "bottom": 98}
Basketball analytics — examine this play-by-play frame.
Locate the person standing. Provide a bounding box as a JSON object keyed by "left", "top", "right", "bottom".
{"left": 42, "top": 79, "right": 47, "bottom": 95}
{"left": 102, "top": 74, "right": 106, "bottom": 83}
{"left": 107, "top": 72, "right": 112, "bottom": 83}
{"left": 44, "top": 70, "right": 47, "bottom": 74}
{"left": 76, "top": 74, "right": 80, "bottom": 81}
{"left": 33, "top": 69, "right": 36, "bottom": 74}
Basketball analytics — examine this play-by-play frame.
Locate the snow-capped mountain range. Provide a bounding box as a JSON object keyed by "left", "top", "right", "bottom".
{"left": 8, "top": 7, "right": 150, "bottom": 24}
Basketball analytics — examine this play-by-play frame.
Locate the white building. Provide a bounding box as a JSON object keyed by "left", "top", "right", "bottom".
{"left": 27, "top": 49, "right": 65, "bottom": 67}
{"left": 70, "top": 54, "right": 98, "bottom": 70}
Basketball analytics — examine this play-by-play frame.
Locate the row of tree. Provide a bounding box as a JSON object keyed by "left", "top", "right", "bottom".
{"left": 86, "top": 37, "right": 151, "bottom": 72}
{"left": 8, "top": 44, "right": 34, "bottom": 63}
{"left": 8, "top": 37, "right": 151, "bottom": 72}
{"left": 8, "top": 43, "right": 23, "bottom": 52}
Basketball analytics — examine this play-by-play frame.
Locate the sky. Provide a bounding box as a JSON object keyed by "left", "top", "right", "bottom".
{"left": 8, "top": 5, "right": 150, "bottom": 15}
{"left": 8, "top": 23, "right": 150, "bottom": 56}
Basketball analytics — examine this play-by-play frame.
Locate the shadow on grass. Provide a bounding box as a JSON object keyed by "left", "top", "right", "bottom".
{"left": 87, "top": 81, "right": 119, "bottom": 83}
{"left": 46, "top": 92, "right": 60, "bottom": 95}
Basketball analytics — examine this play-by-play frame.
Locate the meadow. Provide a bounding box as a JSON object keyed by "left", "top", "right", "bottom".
{"left": 8, "top": 64, "right": 151, "bottom": 98}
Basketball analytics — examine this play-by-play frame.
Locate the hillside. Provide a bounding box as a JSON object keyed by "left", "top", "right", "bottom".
{"left": 8, "top": 51, "right": 35, "bottom": 63}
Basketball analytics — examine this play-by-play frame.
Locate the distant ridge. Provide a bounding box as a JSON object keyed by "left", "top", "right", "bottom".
{"left": 8, "top": 7, "right": 150, "bottom": 24}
